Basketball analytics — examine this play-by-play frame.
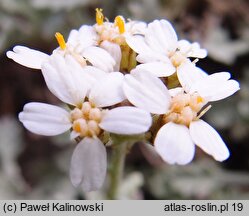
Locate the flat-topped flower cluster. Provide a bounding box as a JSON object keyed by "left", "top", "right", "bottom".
{"left": 7, "top": 9, "right": 240, "bottom": 192}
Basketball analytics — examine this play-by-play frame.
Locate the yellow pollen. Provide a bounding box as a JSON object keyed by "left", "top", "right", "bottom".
{"left": 164, "top": 93, "right": 208, "bottom": 126}
{"left": 197, "top": 96, "right": 204, "bottom": 103}
{"left": 114, "top": 15, "right": 125, "bottom": 34}
{"left": 73, "top": 121, "right": 81, "bottom": 133}
{"left": 96, "top": 8, "right": 104, "bottom": 25}
{"left": 55, "top": 32, "right": 66, "bottom": 50}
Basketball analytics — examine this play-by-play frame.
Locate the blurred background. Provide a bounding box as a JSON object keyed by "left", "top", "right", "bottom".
{"left": 0, "top": 0, "right": 249, "bottom": 199}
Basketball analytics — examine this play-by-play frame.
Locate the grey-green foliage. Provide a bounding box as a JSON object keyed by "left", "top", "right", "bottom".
{"left": 146, "top": 160, "right": 249, "bottom": 199}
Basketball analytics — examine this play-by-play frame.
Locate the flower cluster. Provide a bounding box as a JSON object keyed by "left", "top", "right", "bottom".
{"left": 7, "top": 9, "right": 240, "bottom": 192}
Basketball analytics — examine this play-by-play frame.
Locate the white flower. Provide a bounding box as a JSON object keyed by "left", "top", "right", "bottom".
{"left": 6, "top": 46, "right": 49, "bottom": 70}
{"left": 18, "top": 55, "right": 152, "bottom": 191}
{"left": 41, "top": 53, "right": 107, "bottom": 104}
{"left": 94, "top": 8, "right": 146, "bottom": 71}
{"left": 6, "top": 26, "right": 115, "bottom": 72}
{"left": 123, "top": 63, "right": 240, "bottom": 165}
{"left": 126, "top": 19, "right": 207, "bottom": 77}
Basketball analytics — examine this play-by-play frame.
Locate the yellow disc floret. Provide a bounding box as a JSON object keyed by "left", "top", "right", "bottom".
{"left": 70, "top": 102, "right": 103, "bottom": 138}
{"left": 114, "top": 15, "right": 125, "bottom": 34}
{"left": 163, "top": 93, "right": 207, "bottom": 127}
{"left": 55, "top": 32, "right": 66, "bottom": 50}
{"left": 197, "top": 96, "right": 204, "bottom": 103}
{"left": 96, "top": 8, "right": 104, "bottom": 25}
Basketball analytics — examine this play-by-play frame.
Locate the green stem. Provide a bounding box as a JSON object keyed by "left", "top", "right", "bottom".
{"left": 107, "top": 141, "right": 128, "bottom": 199}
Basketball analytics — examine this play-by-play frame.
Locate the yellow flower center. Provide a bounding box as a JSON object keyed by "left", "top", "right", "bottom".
{"left": 94, "top": 9, "right": 127, "bottom": 46}
{"left": 71, "top": 102, "right": 103, "bottom": 137}
{"left": 163, "top": 93, "right": 207, "bottom": 126}
{"left": 114, "top": 15, "right": 125, "bottom": 34}
{"left": 55, "top": 32, "right": 66, "bottom": 50}
{"left": 96, "top": 8, "right": 104, "bottom": 25}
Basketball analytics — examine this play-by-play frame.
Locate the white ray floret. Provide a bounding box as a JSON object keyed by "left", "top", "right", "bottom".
{"left": 19, "top": 62, "right": 152, "bottom": 191}
{"left": 126, "top": 19, "right": 207, "bottom": 77}
{"left": 6, "top": 46, "right": 49, "bottom": 69}
{"left": 7, "top": 27, "right": 115, "bottom": 72}
{"left": 123, "top": 65, "right": 239, "bottom": 164}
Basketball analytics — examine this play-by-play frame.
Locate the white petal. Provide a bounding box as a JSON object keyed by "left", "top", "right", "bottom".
{"left": 70, "top": 137, "right": 107, "bottom": 192}
{"left": 78, "top": 25, "right": 98, "bottom": 48}
{"left": 154, "top": 122, "right": 195, "bottom": 165}
{"left": 100, "top": 40, "right": 121, "bottom": 71}
{"left": 145, "top": 19, "right": 178, "bottom": 53}
{"left": 189, "top": 42, "right": 208, "bottom": 58}
{"left": 89, "top": 72, "right": 126, "bottom": 107}
{"left": 123, "top": 69, "right": 170, "bottom": 114}
{"left": 67, "top": 26, "right": 98, "bottom": 51}
{"left": 203, "top": 72, "right": 231, "bottom": 81}
{"left": 81, "top": 66, "right": 107, "bottom": 89}
{"left": 209, "top": 80, "right": 240, "bottom": 101}
{"left": 100, "top": 106, "right": 152, "bottom": 134}
{"left": 125, "top": 21, "right": 147, "bottom": 36}
{"left": 177, "top": 40, "right": 192, "bottom": 54}
{"left": 126, "top": 35, "right": 152, "bottom": 54}
{"left": 42, "top": 54, "right": 89, "bottom": 105}
{"left": 177, "top": 61, "right": 208, "bottom": 92}
{"left": 136, "top": 52, "right": 169, "bottom": 63}
{"left": 67, "top": 29, "right": 79, "bottom": 46}
{"left": 190, "top": 73, "right": 231, "bottom": 95}
{"left": 6, "top": 46, "right": 48, "bottom": 69}
{"left": 82, "top": 46, "right": 115, "bottom": 72}
{"left": 18, "top": 102, "right": 71, "bottom": 136}
{"left": 169, "top": 87, "right": 184, "bottom": 97}
{"left": 136, "top": 61, "right": 175, "bottom": 77}
{"left": 126, "top": 35, "right": 170, "bottom": 63}
{"left": 190, "top": 72, "right": 240, "bottom": 101}
{"left": 190, "top": 120, "right": 230, "bottom": 161}
{"left": 177, "top": 40, "right": 207, "bottom": 58}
